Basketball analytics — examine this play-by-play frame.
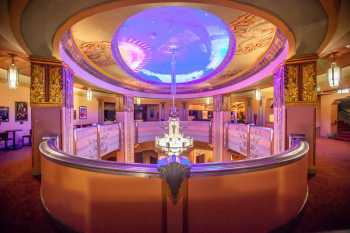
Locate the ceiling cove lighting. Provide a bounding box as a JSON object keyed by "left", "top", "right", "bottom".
{"left": 112, "top": 6, "right": 235, "bottom": 84}
{"left": 86, "top": 88, "right": 93, "bottom": 101}
{"left": 7, "top": 54, "right": 18, "bottom": 89}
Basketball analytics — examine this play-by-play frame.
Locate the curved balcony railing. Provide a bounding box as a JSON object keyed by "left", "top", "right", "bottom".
{"left": 39, "top": 136, "right": 309, "bottom": 233}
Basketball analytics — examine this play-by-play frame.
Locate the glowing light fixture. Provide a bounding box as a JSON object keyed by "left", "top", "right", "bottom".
{"left": 206, "top": 97, "right": 212, "bottom": 105}
{"left": 135, "top": 96, "right": 141, "bottom": 105}
{"left": 155, "top": 48, "right": 193, "bottom": 156}
{"left": 328, "top": 54, "right": 341, "bottom": 88}
{"left": 255, "top": 88, "right": 262, "bottom": 101}
{"left": 7, "top": 55, "right": 18, "bottom": 89}
{"left": 86, "top": 88, "right": 93, "bottom": 101}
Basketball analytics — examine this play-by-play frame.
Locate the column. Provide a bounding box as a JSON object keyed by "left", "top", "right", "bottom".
{"left": 273, "top": 64, "right": 286, "bottom": 153}
{"left": 61, "top": 64, "right": 74, "bottom": 154}
{"left": 211, "top": 95, "right": 230, "bottom": 161}
{"left": 285, "top": 55, "right": 317, "bottom": 174}
{"left": 180, "top": 102, "right": 188, "bottom": 121}
{"left": 116, "top": 95, "right": 135, "bottom": 162}
{"left": 30, "top": 57, "right": 73, "bottom": 175}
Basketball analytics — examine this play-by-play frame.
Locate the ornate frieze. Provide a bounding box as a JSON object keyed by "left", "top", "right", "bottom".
{"left": 285, "top": 56, "right": 317, "bottom": 104}
{"left": 30, "top": 58, "right": 63, "bottom": 105}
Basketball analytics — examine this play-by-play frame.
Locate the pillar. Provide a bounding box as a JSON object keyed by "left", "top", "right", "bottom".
{"left": 211, "top": 95, "right": 230, "bottom": 161}
{"left": 180, "top": 102, "right": 188, "bottom": 121}
{"left": 30, "top": 57, "right": 73, "bottom": 175}
{"left": 285, "top": 55, "right": 317, "bottom": 174}
{"left": 273, "top": 64, "right": 286, "bottom": 153}
{"left": 117, "top": 95, "right": 135, "bottom": 162}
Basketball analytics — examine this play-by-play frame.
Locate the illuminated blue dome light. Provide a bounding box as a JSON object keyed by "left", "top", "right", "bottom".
{"left": 112, "top": 6, "right": 235, "bottom": 84}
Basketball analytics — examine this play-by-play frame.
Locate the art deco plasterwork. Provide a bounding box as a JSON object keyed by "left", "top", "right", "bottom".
{"left": 285, "top": 65, "right": 299, "bottom": 103}
{"left": 30, "top": 63, "right": 45, "bottom": 104}
{"left": 285, "top": 60, "right": 317, "bottom": 104}
{"left": 229, "top": 14, "right": 276, "bottom": 55}
{"left": 302, "top": 63, "right": 317, "bottom": 103}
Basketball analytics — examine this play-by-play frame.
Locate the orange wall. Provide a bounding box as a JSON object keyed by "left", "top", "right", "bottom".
{"left": 0, "top": 82, "right": 31, "bottom": 135}
{"left": 73, "top": 92, "right": 99, "bottom": 125}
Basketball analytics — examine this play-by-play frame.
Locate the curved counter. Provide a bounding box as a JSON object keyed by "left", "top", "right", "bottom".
{"left": 39, "top": 137, "right": 309, "bottom": 233}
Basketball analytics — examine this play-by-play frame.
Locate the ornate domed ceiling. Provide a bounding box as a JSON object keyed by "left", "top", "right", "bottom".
{"left": 62, "top": 2, "right": 286, "bottom": 95}
{"left": 112, "top": 6, "right": 234, "bottom": 84}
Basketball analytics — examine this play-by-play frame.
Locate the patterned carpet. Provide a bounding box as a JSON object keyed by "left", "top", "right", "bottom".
{"left": 0, "top": 138, "right": 349, "bottom": 233}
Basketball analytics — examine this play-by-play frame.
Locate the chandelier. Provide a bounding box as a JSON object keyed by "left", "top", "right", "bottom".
{"left": 155, "top": 46, "right": 193, "bottom": 156}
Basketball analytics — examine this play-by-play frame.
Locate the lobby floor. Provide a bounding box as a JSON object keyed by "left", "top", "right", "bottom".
{"left": 0, "top": 138, "right": 350, "bottom": 233}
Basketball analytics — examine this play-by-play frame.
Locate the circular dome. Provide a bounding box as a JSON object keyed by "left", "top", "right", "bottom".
{"left": 112, "top": 6, "right": 235, "bottom": 84}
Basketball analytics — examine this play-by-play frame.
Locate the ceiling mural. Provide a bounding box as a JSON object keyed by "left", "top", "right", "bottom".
{"left": 230, "top": 14, "right": 276, "bottom": 55}
{"left": 78, "top": 40, "right": 115, "bottom": 66}
{"left": 67, "top": 4, "right": 280, "bottom": 94}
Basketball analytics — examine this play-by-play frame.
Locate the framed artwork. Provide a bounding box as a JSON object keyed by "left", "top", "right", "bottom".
{"left": 15, "top": 102, "right": 28, "bottom": 121}
{"left": 79, "top": 106, "right": 87, "bottom": 120}
{"left": 0, "top": 106, "right": 9, "bottom": 122}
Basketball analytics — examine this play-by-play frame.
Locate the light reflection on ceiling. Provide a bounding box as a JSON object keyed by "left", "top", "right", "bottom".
{"left": 112, "top": 6, "right": 235, "bottom": 84}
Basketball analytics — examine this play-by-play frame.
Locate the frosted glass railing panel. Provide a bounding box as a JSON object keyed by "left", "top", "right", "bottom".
{"left": 249, "top": 126, "right": 273, "bottom": 158}
{"left": 74, "top": 126, "right": 98, "bottom": 159}
{"left": 181, "top": 121, "right": 210, "bottom": 143}
{"left": 227, "top": 123, "right": 274, "bottom": 158}
{"left": 99, "top": 123, "right": 120, "bottom": 157}
{"left": 136, "top": 121, "right": 166, "bottom": 143}
{"left": 136, "top": 121, "right": 210, "bottom": 143}
{"left": 227, "top": 123, "right": 249, "bottom": 156}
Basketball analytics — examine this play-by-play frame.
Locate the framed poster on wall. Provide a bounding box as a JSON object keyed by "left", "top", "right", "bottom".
{"left": 0, "top": 106, "right": 9, "bottom": 122}
{"left": 15, "top": 102, "right": 28, "bottom": 121}
{"left": 79, "top": 106, "right": 87, "bottom": 120}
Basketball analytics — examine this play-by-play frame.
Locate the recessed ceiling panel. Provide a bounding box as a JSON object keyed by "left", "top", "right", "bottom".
{"left": 111, "top": 6, "right": 235, "bottom": 84}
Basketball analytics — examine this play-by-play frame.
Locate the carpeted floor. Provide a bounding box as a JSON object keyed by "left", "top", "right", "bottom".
{"left": 0, "top": 138, "right": 349, "bottom": 233}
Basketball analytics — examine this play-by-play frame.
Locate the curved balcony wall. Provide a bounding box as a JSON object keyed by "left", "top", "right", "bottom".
{"left": 39, "top": 136, "right": 309, "bottom": 233}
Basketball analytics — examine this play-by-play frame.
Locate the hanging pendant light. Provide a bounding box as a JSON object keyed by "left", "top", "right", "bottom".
{"left": 328, "top": 54, "right": 341, "bottom": 88}
{"left": 7, "top": 55, "right": 18, "bottom": 89}
{"left": 255, "top": 88, "right": 262, "bottom": 101}
{"left": 86, "top": 88, "right": 93, "bottom": 101}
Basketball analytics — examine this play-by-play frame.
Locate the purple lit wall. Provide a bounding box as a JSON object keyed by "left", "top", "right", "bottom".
{"left": 112, "top": 6, "right": 235, "bottom": 84}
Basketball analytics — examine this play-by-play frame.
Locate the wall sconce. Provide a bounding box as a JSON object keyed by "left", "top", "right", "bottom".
{"left": 7, "top": 54, "right": 18, "bottom": 89}
{"left": 206, "top": 97, "right": 212, "bottom": 105}
{"left": 135, "top": 96, "right": 141, "bottom": 105}
{"left": 328, "top": 54, "right": 341, "bottom": 88}
{"left": 255, "top": 88, "right": 262, "bottom": 101}
{"left": 268, "top": 114, "right": 274, "bottom": 123}
{"left": 86, "top": 88, "right": 93, "bottom": 101}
